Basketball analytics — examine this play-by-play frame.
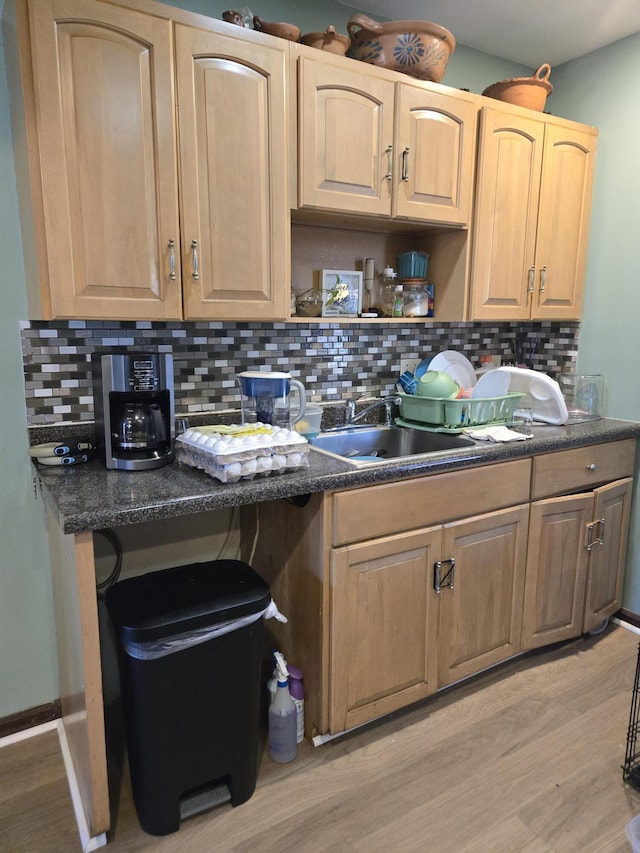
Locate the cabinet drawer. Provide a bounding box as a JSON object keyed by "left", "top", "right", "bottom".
{"left": 332, "top": 459, "right": 531, "bottom": 546}
{"left": 531, "top": 439, "right": 636, "bottom": 499}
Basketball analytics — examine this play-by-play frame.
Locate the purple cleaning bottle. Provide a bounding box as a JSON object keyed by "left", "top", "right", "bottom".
{"left": 288, "top": 665, "right": 304, "bottom": 744}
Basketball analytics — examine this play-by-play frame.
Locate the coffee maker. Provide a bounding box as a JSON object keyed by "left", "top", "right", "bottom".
{"left": 93, "top": 352, "right": 175, "bottom": 470}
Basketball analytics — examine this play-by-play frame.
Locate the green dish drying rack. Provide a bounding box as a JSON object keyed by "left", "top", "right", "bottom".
{"left": 396, "top": 391, "right": 525, "bottom": 434}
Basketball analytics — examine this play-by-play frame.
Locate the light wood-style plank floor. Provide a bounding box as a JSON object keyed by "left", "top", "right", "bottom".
{"left": 3, "top": 624, "right": 640, "bottom": 852}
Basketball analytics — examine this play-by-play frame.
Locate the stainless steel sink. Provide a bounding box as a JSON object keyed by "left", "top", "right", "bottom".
{"left": 308, "top": 425, "right": 476, "bottom": 465}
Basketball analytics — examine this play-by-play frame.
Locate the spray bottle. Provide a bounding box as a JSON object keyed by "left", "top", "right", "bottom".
{"left": 267, "top": 652, "right": 287, "bottom": 704}
{"left": 268, "top": 651, "right": 297, "bottom": 763}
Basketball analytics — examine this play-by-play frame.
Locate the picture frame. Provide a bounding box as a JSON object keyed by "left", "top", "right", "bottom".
{"left": 320, "top": 269, "right": 363, "bottom": 317}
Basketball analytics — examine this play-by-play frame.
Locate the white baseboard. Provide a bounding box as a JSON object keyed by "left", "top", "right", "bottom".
{"left": 56, "top": 720, "right": 107, "bottom": 852}
{"left": 0, "top": 719, "right": 107, "bottom": 852}
{"left": 0, "top": 719, "right": 58, "bottom": 748}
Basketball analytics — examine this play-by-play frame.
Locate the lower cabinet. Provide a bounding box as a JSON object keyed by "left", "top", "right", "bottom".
{"left": 329, "top": 504, "right": 530, "bottom": 732}
{"left": 521, "top": 493, "right": 591, "bottom": 648}
{"left": 437, "top": 505, "right": 529, "bottom": 688}
{"left": 522, "top": 439, "right": 636, "bottom": 649}
{"left": 250, "top": 440, "right": 636, "bottom": 740}
{"left": 521, "top": 478, "right": 633, "bottom": 648}
{"left": 584, "top": 477, "right": 633, "bottom": 631}
{"left": 330, "top": 528, "right": 440, "bottom": 732}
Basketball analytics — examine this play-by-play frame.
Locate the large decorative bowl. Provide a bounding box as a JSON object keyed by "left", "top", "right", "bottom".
{"left": 346, "top": 14, "right": 455, "bottom": 82}
{"left": 482, "top": 64, "right": 553, "bottom": 112}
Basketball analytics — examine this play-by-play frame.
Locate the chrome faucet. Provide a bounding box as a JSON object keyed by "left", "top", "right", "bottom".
{"left": 345, "top": 395, "right": 402, "bottom": 428}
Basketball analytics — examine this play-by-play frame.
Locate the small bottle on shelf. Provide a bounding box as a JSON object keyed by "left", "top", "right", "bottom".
{"left": 392, "top": 285, "right": 404, "bottom": 317}
{"left": 379, "top": 267, "right": 398, "bottom": 317}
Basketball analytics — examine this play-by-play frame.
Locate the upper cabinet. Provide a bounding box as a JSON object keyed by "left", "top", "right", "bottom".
{"left": 14, "top": 0, "right": 183, "bottom": 320}
{"left": 469, "top": 107, "right": 597, "bottom": 321}
{"left": 174, "top": 24, "right": 289, "bottom": 320}
{"left": 7, "top": 0, "right": 598, "bottom": 325}
{"left": 9, "top": 0, "right": 289, "bottom": 320}
{"left": 296, "top": 53, "right": 476, "bottom": 226}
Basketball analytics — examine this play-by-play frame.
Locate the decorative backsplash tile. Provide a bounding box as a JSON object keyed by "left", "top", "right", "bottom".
{"left": 20, "top": 320, "right": 579, "bottom": 425}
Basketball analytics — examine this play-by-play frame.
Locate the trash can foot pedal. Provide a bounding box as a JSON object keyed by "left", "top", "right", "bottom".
{"left": 180, "top": 781, "right": 231, "bottom": 821}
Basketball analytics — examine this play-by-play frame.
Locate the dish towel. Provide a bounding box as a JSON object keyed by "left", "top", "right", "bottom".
{"left": 463, "top": 425, "right": 533, "bottom": 442}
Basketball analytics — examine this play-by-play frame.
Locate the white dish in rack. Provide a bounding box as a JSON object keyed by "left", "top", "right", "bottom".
{"left": 471, "top": 369, "right": 511, "bottom": 399}
{"left": 429, "top": 350, "right": 477, "bottom": 390}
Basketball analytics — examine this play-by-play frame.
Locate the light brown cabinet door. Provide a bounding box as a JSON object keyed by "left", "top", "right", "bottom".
{"left": 521, "top": 493, "right": 591, "bottom": 650}
{"left": 533, "top": 123, "right": 597, "bottom": 320}
{"left": 175, "top": 24, "right": 289, "bottom": 320}
{"left": 27, "top": 0, "right": 182, "bottom": 319}
{"left": 393, "top": 83, "right": 476, "bottom": 225}
{"left": 329, "top": 528, "right": 441, "bottom": 733}
{"left": 297, "top": 56, "right": 395, "bottom": 216}
{"left": 470, "top": 108, "right": 597, "bottom": 322}
{"left": 437, "top": 505, "right": 529, "bottom": 687}
{"left": 584, "top": 478, "right": 633, "bottom": 632}
{"left": 469, "top": 108, "right": 544, "bottom": 321}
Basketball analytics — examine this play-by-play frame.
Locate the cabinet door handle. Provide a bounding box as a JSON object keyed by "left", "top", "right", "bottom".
{"left": 401, "top": 147, "right": 410, "bottom": 182}
{"left": 586, "top": 463, "right": 597, "bottom": 471}
{"left": 586, "top": 517, "right": 606, "bottom": 551}
{"left": 385, "top": 144, "right": 393, "bottom": 181}
{"left": 168, "top": 239, "right": 176, "bottom": 281}
{"left": 191, "top": 239, "right": 199, "bottom": 281}
{"left": 434, "top": 558, "right": 455, "bottom": 593}
{"left": 528, "top": 265, "right": 535, "bottom": 294}
{"left": 539, "top": 265, "right": 547, "bottom": 293}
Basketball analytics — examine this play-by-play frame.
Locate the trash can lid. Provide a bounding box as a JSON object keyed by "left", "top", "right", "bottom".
{"left": 105, "top": 559, "right": 271, "bottom": 643}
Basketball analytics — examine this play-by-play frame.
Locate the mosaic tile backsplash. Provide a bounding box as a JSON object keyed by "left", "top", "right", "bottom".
{"left": 21, "top": 320, "right": 580, "bottom": 425}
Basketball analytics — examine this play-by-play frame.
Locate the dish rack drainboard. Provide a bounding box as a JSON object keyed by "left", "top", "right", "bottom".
{"left": 623, "top": 641, "right": 640, "bottom": 789}
{"left": 397, "top": 392, "right": 524, "bottom": 434}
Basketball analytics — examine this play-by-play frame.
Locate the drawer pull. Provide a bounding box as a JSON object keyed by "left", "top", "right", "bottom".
{"left": 586, "top": 517, "right": 606, "bottom": 551}
{"left": 434, "top": 558, "right": 455, "bottom": 593}
{"left": 385, "top": 144, "right": 393, "bottom": 181}
{"left": 191, "top": 239, "right": 199, "bottom": 281}
{"left": 168, "top": 239, "right": 176, "bottom": 280}
{"left": 401, "top": 147, "right": 410, "bottom": 182}
{"left": 539, "top": 265, "right": 547, "bottom": 293}
{"left": 587, "top": 463, "right": 597, "bottom": 471}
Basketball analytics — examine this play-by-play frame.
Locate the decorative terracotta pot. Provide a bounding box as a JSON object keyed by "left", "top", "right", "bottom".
{"left": 300, "top": 26, "right": 350, "bottom": 56}
{"left": 346, "top": 13, "right": 455, "bottom": 83}
{"left": 252, "top": 16, "right": 301, "bottom": 42}
{"left": 482, "top": 64, "right": 553, "bottom": 112}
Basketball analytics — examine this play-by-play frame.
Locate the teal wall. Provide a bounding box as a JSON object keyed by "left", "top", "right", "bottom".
{"left": 0, "top": 0, "right": 59, "bottom": 717}
{"left": 551, "top": 35, "right": 640, "bottom": 610}
{"left": 0, "top": 0, "right": 637, "bottom": 720}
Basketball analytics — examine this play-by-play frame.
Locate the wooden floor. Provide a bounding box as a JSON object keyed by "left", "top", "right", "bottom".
{"left": 3, "top": 623, "right": 640, "bottom": 852}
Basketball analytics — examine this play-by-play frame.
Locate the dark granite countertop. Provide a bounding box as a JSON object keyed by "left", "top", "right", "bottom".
{"left": 32, "top": 418, "right": 640, "bottom": 534}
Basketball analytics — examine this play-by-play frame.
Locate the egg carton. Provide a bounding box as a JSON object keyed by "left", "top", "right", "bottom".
{"left": 176, "top": 423, "right": 309, "bottom": 483}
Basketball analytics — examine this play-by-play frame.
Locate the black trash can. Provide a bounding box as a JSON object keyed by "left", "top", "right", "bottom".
{"left": 106, "top": 559, "right": 271, "bottom": 836}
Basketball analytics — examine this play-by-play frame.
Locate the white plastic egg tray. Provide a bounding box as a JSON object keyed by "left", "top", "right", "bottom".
{"left": 176, "top": 423, "right": 309, "bottom": 483}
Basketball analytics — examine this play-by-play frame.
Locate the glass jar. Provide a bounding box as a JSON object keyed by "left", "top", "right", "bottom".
{"left": 378, "top": 267, "right": 398, "bottom": 317}
{"left": 402, "top": 279, "right": 430, "bottom": 317}
{"left": 295, "top": 288, "right": 323, "bottom": 317}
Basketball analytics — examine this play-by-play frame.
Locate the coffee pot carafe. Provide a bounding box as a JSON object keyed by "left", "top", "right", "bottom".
{"left": 236, "top": 370, "right": 306, "bottom": 427}
{"left": 113, "top": 401, "right": 167, "bottom": 450}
